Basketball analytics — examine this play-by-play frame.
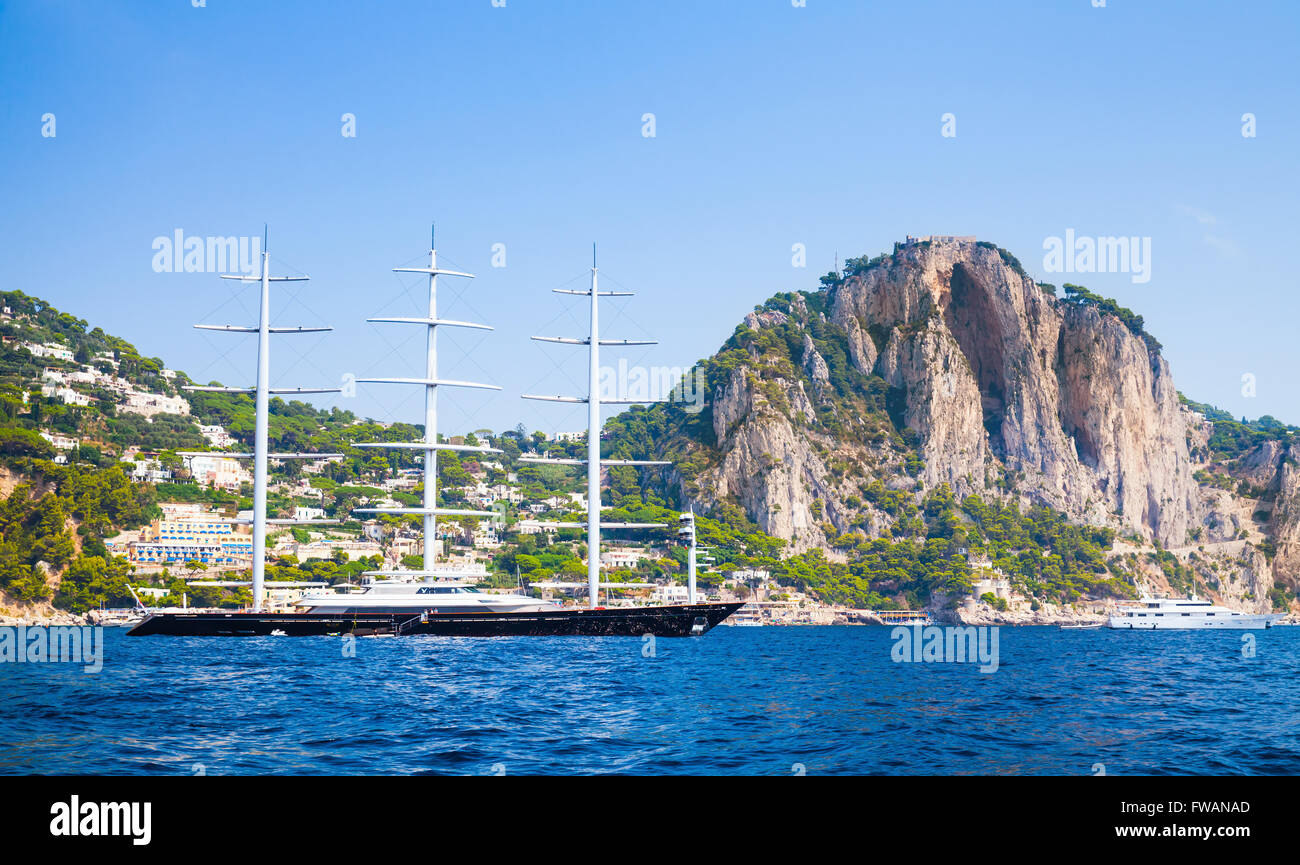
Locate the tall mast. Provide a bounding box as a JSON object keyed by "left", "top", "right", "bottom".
{"left": 180, "top": 230, "right": 343, "bottom": 612}
{"left": 353, "top": 227, "right": 502, "bottom": 575}
{"left": 423, "top": 233, "right": 441, "bottom": 568}
{"left": 685, "top": 508, "right": 697, "bottom": 604}
{"left": 585, "top": 247, "right": 601, "bottom": 608}
{"left": 251, "top": 242, "right": 272, "bottom": 608}
{"left": 522, "top": 248, "right": 670, "bottom": 609}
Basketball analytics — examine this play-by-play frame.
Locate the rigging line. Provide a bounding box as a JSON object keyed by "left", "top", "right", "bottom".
{"left": 277, "top": 280, "right": 331, "bottom": 329}
{"left": 266, "top": 250, "right": 309, "bottom": 279}
{"left": 192, "top": 274, "right": 250, "bottom": 326}
{"left": 372, "top": 272, "right": 423, "bottom": 319}
{"left": 192, "top": 324, "right": 258, "bottom": 384}
{"left": 433, "top": 336, "right": 497, "bottom": 392}
{"left": 187, "top": 269, "right": 265, "bottom": 383}
{"left": 364, "top": 262, "right": 432, "bottom": 326}
{"left": 270, "top": 331, "right": 331, "bottom": 386}
{"left": 533, "top": 292, "right": 582, "bottom": 334}
{"left": 396, "top": 248, "right": 427, "bottom": 268}
{"left": 558, "top": 293, "right": 587, "bottom": 332}
{"left": 361, "top": 375, "right": 422, "bottom": 432}
{"left": 436, "top": 386, "right": 499, "bottom": 437}
{"left": 362, "top": 267, "right": 436, "bottom": 363}
{"left": 356, "top": 281, "right": 436, "bottom": 422}
{"left": 424, "top": 262, "right": 497, "bottom": 341}
{"left": 590, "top": 269, "right": 656, "bottom": 340}
{"left": 361, "top": 321, "right": 423, "bottom": 373}
{"left": 524, "top": 336, "right": 588, "bottom": 396}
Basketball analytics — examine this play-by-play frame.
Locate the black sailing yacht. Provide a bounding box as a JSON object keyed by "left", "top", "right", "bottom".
{"left": 129, "top": 229, "right": 740, "bottom": 638}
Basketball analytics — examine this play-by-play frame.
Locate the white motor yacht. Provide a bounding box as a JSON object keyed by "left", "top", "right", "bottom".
{"left": 1108, "top": 593, "right": 1278, "bottom": 630}
{"left": 295, "top": 578, "right": 561, "bottom": 616}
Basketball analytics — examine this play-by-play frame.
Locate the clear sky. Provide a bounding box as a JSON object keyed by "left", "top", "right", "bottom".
{"left": 2, "top": 0, "right": 1297, "bottom": 434}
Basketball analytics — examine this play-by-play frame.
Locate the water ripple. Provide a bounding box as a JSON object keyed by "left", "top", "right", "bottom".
{"left": 1, "top": 627, "right": 1299, "bottom": 774}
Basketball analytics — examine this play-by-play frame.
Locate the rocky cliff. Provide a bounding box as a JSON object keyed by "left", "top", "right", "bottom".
{"left": 639, "top": 238, "right": 1293, "bottom": 613}
{"left": 830, "top": 239, "right": 1203, "bottom": 544}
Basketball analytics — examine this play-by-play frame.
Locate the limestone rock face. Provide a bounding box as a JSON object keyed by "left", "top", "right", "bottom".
{"left": 1258, "top": 442, "right": 1300, "bottom": 580}
{"left": 707, "top": 367, "right": 835, "bottom": 549}
{"left": 823, "top": 239, "right": 1198, "bottom": 545}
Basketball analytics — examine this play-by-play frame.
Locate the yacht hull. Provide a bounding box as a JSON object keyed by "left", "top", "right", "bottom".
{"left": 1107, "top": 614, "right": 1277, "bottom": 630}
{"left": 127, "top": 603, "right": 744, "bottom": 638}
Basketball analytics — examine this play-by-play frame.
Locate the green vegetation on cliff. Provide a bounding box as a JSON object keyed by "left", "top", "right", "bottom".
{"left": 1180, "top": 395, "right": 1296, "bottom": 462}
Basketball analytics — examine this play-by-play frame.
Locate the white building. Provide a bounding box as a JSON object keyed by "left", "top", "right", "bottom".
{"left": 129, "top": 508, "right": 251, "bottom": 565}
{"left": 653, "top": 584, "right": 690, "bottom": 604}
{"left": 472, "top": 526, "right": 502, "bottom": 549}
{"left": 39, "top": 431, "right": 78, "bottom": 451}
{"left": 601, "top": 548, "right": 644, "bottom": 569}
{"left": 186, "top": 455, "right": 251, "bottom": 492}
{"left": 129, "top": 460, "right": 173, "bottom": 484}
{"left": 43, "top": 367, "right": 96, "bottom": 386}
{"left": 491, "top": 484, "right": 522, "bottom": 504}
{"left": 121, "top": 390, "right": 190, "bottom": 417}
{"left": 24, "top": 342, "right": 75, "bottom": 361}
{"left": 971, "top": 572, "right": 1013, "bottom": 601}
{"left": 40, "top": 384, "right": 90, "bottom": 406}
{"left": 199, "top": 424, "right": 235, "bottom": 448}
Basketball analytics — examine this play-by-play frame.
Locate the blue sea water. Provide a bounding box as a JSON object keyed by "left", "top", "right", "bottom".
{"left": 1, "top": 626, "right": 1297, "bottom": 775}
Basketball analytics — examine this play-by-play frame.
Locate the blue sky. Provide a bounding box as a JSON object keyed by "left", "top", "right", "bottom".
{"left": 2, "top": 0, "right": 1297, "bottom": 433}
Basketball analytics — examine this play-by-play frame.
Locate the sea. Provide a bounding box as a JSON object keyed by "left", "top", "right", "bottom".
{"left": 1, "top": 625, "right": 1297, "bottom": 775}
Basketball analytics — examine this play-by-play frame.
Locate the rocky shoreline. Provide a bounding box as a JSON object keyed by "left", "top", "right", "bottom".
{"left": 0, "top": 611, "right": 91, "bottom": 628}
{"left": 949, "top": 607, "right": 1106, "bottom": 627}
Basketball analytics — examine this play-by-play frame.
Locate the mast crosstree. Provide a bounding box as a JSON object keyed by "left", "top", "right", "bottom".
{"left": 522, "top": 248, "right": 671, "bottom": 608}
{"left": 351, "top": 228, "right": 502, "bottom": 579}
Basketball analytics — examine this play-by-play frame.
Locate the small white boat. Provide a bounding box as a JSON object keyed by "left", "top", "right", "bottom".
{"left": 1059, "top": 622, "right": 1104, "bottom": 630}
{"left": 94, "top": 609, "right": 146, "bottom": 628}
